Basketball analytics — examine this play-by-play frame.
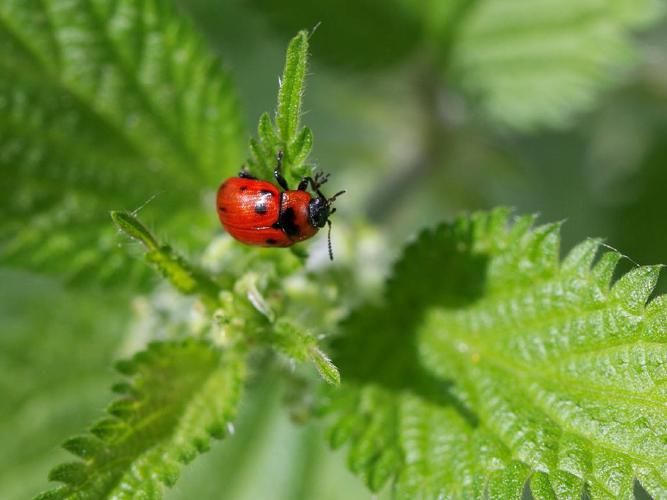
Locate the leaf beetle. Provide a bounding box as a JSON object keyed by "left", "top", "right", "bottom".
{"left": 216, "top": 151, "right": 345, "bottom": 259}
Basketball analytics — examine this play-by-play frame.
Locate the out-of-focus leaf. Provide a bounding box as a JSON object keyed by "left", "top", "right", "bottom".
{"left": 251, "top": 0, "right": 663, "bottom": 130}
{"left": 0, "top": 270, "right": 127, "bottom": 499}
{"left": 0, "top": 0, "right": 244, "bottom": 286}
{"left": 248, "top": 0, "right": 421, "bottom": 70}
{"left": 37, "top": 340, "right": 245, "bottom": 499}
{"left": 448, "top": 0, "right": 665, "bottom": 129}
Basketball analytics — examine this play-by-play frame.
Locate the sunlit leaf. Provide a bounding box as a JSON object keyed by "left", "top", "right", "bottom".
{"left": 326, "top": 208, "right": 667, "bottom": 498}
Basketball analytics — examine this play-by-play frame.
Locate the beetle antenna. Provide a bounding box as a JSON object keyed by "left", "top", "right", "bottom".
{"left": 327, "top": 219, "right": 334, "bottom": 261}
{"left": 328, "top": 190, "right": 346, "bottom": 205}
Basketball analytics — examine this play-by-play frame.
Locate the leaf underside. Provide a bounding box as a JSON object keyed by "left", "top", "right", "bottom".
{"left": 326, "top": 208, "right": 667, "bottom": 499}
{"left": 451, "top": 0, "right": 664, "bottom": 129}
{"left": 36, "top": 339, "right": 245, "bottom": 500}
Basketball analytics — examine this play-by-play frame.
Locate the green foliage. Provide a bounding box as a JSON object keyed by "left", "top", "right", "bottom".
{"left": 111, "top": 211, "right": 219, "bottom": 308}
{"left": 326, "top": 208, "right": 667, "bottom": 498}
{"left": 246, "top": 30, "right": 314, "bottom": 184}
{"left": 168, "top": 374, "right": 374, "bottom": 500}
{"left": 42, "top": 194, "right": 342, "bottom": 497}
{"left": 110, "top": 207, "right": 340, "bottom": 387}
{"left": 271, "top": 319, "right": 340, "bottom": 386}
{"left": 0, "top": 271, "right": 128, "bottom": 499}
{"left": 0, "top": 0, "right": 243, "bottom": 286}
{"left": 252, "top": 0, "right": 663, "bottom": 130}
{"left": 36, "top": 340, "right": 245, "bottom": 500}
{"left": 4, "top": 2, "right": 665, "bottom": 497}
{"left": 449, "top": 0, "right": 665, "bottom": 129}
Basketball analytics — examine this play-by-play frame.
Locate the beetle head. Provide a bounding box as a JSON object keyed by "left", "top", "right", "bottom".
{"left": 307, "top": 190, "right": 346, "bottom": 260}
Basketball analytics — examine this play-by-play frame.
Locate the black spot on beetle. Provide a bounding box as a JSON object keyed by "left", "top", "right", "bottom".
{"left": 260, "top": 190, "right": 273, "bottom": 196}
{"left": 255, "top": 201, "right": 267, "bottom": 215}
{"left": 218, "top": 206, "right": 226, "bottom": 212}
{"left": 240, "top": 186, "right": 247, "bottom": 191}
{"left": 279, "top": 207, "right": 300, "bottom": 236}
{"left": 266, "top": 238, "right": 278, "bottom": 245}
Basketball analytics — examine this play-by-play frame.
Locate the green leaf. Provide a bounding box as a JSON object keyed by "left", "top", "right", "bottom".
{"left": 0, "top": 270, "right": 128, "bottom": 499}
{"left": 325, "top": 208, "right": 667, "bottom": 498}
{"left": 310, "top": 346, "right": 341, "bottom": 387}
{"left": 265, "top": 318, "right": 340, "bottom": 386}
{"left": 252, "top": 0, "right": 663, "bottom": 130}
{"left": 245, "top": 31, "right": 314, "bottom": 184}
{"left": 276, "top": 31, "right": 308, "bottom": 146}
{"left": 287, "top": 127, "right": 314, "bottom": 178}
{"left": 0, "top": 0, "right": 244, "bottom": 286}
{"left": 111, "top": 210, "right": 340, "bottom": 381}
{"left": 447, "top": 0, "right": 665, "bottom": 129}
{"left": 111, "top": 210, "right": 220, "bottom": 308}
{"left": 36, "top": 339, "right": 246, "bottom": 499}
{"left": 110, "top": 211, "right": 160, "bottom": 252}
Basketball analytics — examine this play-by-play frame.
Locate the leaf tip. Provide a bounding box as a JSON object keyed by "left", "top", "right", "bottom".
{"left": 48, "top": 462, "right": 86, "bottom": 485}
{"left": 62, "top": 436, "right": 101, "bottom": 459}
{"left": 612, "top": 264, "right": 662, "bottom": 310}
{"left": 310, "top": 347, "right": 341, "bottom": 385}
{"left": 110, "top": 210, "right": 158, "bottom": 250}
{"left": 33, "top": 487, "right": 68, "bottom": 500}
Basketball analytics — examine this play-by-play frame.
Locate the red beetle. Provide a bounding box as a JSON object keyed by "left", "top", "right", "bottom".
{"left": 217, "top": 152, "right": 345, "bottom": 259}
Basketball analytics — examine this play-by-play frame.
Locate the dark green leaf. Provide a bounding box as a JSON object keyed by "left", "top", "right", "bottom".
{"left": 250, "top": 0, "right": 421, "bottom": 70}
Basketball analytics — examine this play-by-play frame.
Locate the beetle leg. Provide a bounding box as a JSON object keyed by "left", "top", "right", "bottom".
{"left": 274, "top": 151, "right": 289, "bottom": 191}
{"left": 314, "top": 171, "right": 330, "bottom": 187}
{"left": 238, "top": 166, "right": 257, "bottom": 179}
{"left": 271, "top": 192, "right": 286, "bottom": 230}
{"left": 298, "top": 176, "right": 326, "bottom": 198}
{"left": 306, "top": 172, "right": 330, "bottom": 190}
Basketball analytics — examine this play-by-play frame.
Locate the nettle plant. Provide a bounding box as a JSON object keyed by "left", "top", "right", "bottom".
{"left": 2, "top": 2, "right": 665, "bottom": 499}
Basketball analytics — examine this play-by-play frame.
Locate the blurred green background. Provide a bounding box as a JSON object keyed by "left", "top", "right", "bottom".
{"left": 1, "top": 0, "right": 666, "bottom": 498}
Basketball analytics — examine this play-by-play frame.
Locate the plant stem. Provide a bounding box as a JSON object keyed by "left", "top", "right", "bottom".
{"left": 366, "top": 61, "right": 451, "bottom": 223}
